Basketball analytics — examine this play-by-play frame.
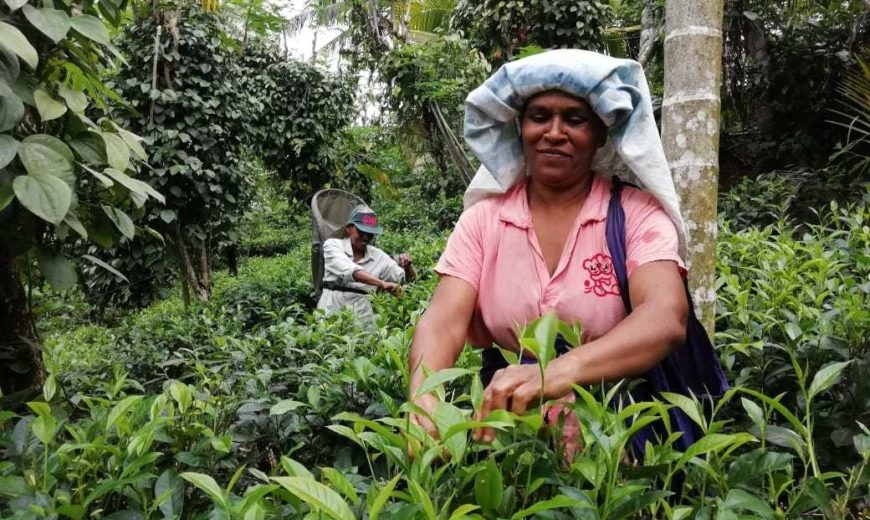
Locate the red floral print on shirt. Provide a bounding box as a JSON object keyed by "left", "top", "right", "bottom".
{"left": 582, "top": 253, "right": 621, "bottom": 297}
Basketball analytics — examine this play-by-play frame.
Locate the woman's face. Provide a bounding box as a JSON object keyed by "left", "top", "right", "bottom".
{"left": 520, "top": 91, "right": 605, "bottom": 188}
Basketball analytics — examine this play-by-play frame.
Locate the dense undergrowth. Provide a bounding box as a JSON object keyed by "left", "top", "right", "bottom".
{"left": 1, "top": 178, "right": 868, "bottom": 519}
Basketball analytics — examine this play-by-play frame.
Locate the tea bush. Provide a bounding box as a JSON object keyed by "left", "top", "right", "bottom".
{"left": 3, "top": 184, "right": 869, "bottom": 519}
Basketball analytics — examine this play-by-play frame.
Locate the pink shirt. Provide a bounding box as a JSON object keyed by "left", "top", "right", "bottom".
{"left": 435, "top": 175, "right": 685, "bottom": 350}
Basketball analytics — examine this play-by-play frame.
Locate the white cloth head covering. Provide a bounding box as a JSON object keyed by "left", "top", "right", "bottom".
{"left": 463, "top": 49, "right": 687, "bottom": 259}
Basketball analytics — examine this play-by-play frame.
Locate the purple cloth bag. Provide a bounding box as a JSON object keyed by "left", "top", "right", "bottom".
{"left": 606, "top": 178, "right": 730, "bottom": 460}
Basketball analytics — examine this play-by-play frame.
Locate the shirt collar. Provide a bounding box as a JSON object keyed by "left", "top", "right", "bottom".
{"left": 498, "top": 175, "right": 609, "bottom": 228}
{"left": 341, "top": 237, "right": 371, "bottom": 262}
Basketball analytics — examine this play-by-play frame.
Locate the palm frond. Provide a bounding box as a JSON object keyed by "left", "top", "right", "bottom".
{"left": 828, "top": 55, "right": 870, "bottom": 174}
{"left": 407, "top": 0, "right": 455, "bottom": 33}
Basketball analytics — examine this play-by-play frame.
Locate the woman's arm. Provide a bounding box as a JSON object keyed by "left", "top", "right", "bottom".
{"left": 408, "top": 276, "right": 477, "bottom": 432}
{"left": 474, "top": 260, "right": 687, "bottom": 442}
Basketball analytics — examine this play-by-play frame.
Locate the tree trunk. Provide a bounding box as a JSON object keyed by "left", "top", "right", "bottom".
{"left": 661, "top": 0, "right": 725, "bottom": 336}
{"left": 172, "top": 220, "right": 210, "bottom": 302}
{"left": 0, "top": 242, "right": 43, "bottom": 403}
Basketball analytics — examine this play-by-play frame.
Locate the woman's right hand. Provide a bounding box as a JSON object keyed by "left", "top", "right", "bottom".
{"left": 408, "top": 393, "right": 440, "bottom": 437}
{"left": 406, "top": 393, "right": 440, "bottom": 459}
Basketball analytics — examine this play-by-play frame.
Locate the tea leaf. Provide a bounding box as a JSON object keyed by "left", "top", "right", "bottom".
{"left": 510, "top": 495, "right": 582, "bottom": 519}
{"left": 474, "top": 459, "right": 502, "bottom": 515}
{"left": 807, "top": 360, "right": 852, "bottom": 400}
{"left": 414, "top": 368, "right": 472, "bottom": 397}
{"left": 106, "top": 395, "right": 142, "bottom": 430}
{"left": 269, "top": 399, "right": 306, "bottom": 416}
{"left": 368, "top": 474, "right": 401, "bottom": 520}
{"left": 660, "top": 392, "right": 705, "bottom": 430}
{"left": 446, "top": 503, "right": 480, "bottom": 520}
{"left": 154, "top": 470, "right": 184, "bottom": 519}
{"left": 272, "top": 476, "right": 355, "bottom": 520}
{"left": 321, "top": 468, "right": 359, "bottom": 505}
{"left": 722, "top": 489, "right": 775, "bottom": 518}
{"left": 181, "top": 472, "right": 229, "bottom": 510}
{"left": 407, "top": 479, "right": 436, "bottom": 520}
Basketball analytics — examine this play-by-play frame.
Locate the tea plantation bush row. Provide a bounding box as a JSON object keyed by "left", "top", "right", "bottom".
{"left": 1, "top": 185, "right": 867, "bottom": 519}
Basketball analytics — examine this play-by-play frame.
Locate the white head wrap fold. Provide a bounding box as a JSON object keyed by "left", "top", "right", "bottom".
{"left": 463, "top": 49, "right": 687, "bottom": 260}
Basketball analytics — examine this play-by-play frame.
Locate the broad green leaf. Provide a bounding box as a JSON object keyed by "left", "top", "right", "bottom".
{"left": 433, "top": 400, "right": 467, "bottom": 459}
{"left": 368, "top": 474, "right": 400, "bottom": 520}
{"left": 808, "top": 361, "right": 852, "bottom": 400}
{"left": 0, "top": 134, "right": 18, "bottom": 168}
{"left": 168, "top": 381, "right": 192, "bottom": 411}
{"left": 722, "top": 489, "right": 774, "bottom": 518}
{"left": 321, "top": 468, "right": 359, "bottom": 505}
{"left": 115, "top": 127, "right": 147, "bottom": 161}
{"left": 414, "top": 368, "right": 472, "bottom": 397}
{"left": 102, "top": 204, "right": 134, "bottom": 239}
{"left": 33, "top": 89, "right": 67, "bottom": 122}
{"left": 22, "top": 6, "right": 70, "bottom": 43}
{"left": 474, "top": 459, "right": 502, "bottom": 515}
{"left": 106, "top": 395, "right": 142, "bottom": 430}
{"left": 71, "top": 136, "right": 107, "bottom": 165}
{"left": 18, "top": 135, "right": 74, "bottom": 183}
{"left": 0, "top": 46, "right": 19, "bottom": 83}
{"left": 159, "top": 209, "right": 176, "bottom": 223}
{"left": 0, "top": 22, "right": 38, "bottom": 69}
{"left": 13, "top": 173, "right": 71, "bottom": 224}
{"left": 671, "top": 506, "right": 693, "bottom": 520}
{"left": 37, "top": 252, "right": 76, "bottom": 290}
{"left": 31, "top": 415, "right": 56, "bottom": 444}
{"left": 155, "top": 470, "right": 184, "bottom": 519}
{"left": 0, "top": 184, "right": 12, "bottom": 211}
{"left": 280, "top": 457, "right": 314, "bottom": 480}
{"left": 81, "top": 165, "right": 113, "bottom": 187}
{"left": 101, "top": 132, "right": 129, "bottom": 171}
{"left": 103, "top": 168, "right": 164, "bottom": 204}
{"left": 3, "top": 0, "right": 28, "bottom": 11}
{"left": 271, "top": 476, "right": 355, "bottom": 520}
{"left": 81, "top": 254, "right": 128, "bottom": 282}
{"left": 269, "top": 399, "right": 306, "bottom": 416}
{"left": 27, "top": 401, "right": 51, "bottom": 418}
{"left": 181, "top": 472, "right": 229, "bottom": 510}
{"left": 58, "top": 84, "right": 87, "bottom": 113}
{"left": 70, "top": 15, "right": 109, "bottom": 45}
{"left": 510, "top": 495, "right": 582, "bottom": 520}
{"left": 0, "top": 476, "right": 28, "bottom": 498}
{"left": 0, "top": 90, "right": 25, "bottom": 132}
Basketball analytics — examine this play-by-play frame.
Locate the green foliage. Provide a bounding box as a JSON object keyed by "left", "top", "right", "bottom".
{"left": 237, "top": 41, "right": 356, "bottom": 200}
{"left": 113, "top": 7, "right": 253, "bottom": 243}
{"left": 721, "top": 2, "right": 869, "bottom": 174}
{"left": 828, "top": 53, "right": 870, "bottom": 176}
{"left": 0, "top": 0, "right": 162, "bottom": 281}
{"left": 451, "top": 0, "right": 611, "bottom": 65}
{"left": 717, "top": 190, "right": 870, "bottom": 471}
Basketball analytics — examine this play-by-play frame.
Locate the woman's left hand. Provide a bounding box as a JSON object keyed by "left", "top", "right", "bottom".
{"left": 473, "top": 354, "right": 578, "bottom": 443}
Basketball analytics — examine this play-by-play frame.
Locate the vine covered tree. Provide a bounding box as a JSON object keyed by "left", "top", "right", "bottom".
{"left": 0, "top": 0, "right": 162, "bottom": 401}
{"left": 88, "top": 6, "right": 355, "bottom": 306}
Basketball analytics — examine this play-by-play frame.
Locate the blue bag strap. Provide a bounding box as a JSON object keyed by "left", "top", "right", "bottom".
{"left": 605, "top": 177, "right": 632, "bottom": 311}
{"left": 604, "top": 177, "right": 730, "bottom": 462}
